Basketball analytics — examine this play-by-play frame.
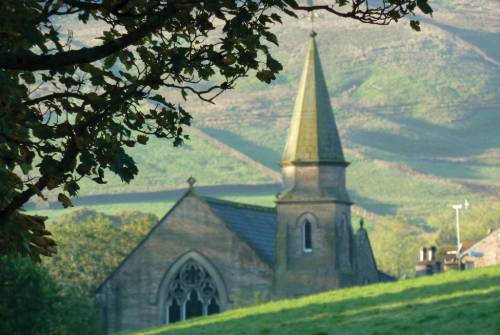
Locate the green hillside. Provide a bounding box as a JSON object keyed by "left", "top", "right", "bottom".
{"left": 124, "top": 266, "right": 500, "bottom": 335}
{"left": 28, "top": 0, "right": 500, "bottom": 223}
{"left": 184, "top": 5, "right": 500, "bottom": 220}
{"left": 75, "top": 133, "right": 274, "bottom": 196}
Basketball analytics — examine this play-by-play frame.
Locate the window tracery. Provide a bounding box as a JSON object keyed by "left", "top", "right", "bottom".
{"left": 165, "top": 260, "right": 220, "bottom": 324}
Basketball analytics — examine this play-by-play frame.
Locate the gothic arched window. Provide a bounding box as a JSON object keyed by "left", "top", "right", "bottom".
{"left": 164, "top": 260, "right": 220, "bottom": 324}
{"left": 303, "top": 220, "right": 313, "bottom": 252}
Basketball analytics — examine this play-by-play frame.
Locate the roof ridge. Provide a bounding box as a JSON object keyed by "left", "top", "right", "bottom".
{"left": 202, "top": 195, "right": 276, "bottom": 213}
{"left": 463, "top": 227, "right": 500, "bottom": 253}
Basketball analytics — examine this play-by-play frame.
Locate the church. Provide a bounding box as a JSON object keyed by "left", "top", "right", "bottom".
{"left": 96, "top": 31, "right": 382, "bottom": 333}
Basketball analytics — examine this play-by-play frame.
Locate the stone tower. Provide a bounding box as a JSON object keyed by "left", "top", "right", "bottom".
{"left": 273, "top": 31, "right": 355, "bottom": 297}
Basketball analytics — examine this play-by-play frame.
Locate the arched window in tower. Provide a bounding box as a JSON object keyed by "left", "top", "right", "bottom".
{"left": 164, "top": 260, "right": 220, "bottom": 324}
{"left": 303, "top": 219, "right": 313, "bottom": 252}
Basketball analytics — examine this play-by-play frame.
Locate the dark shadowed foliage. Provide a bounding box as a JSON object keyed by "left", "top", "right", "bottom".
{"left": 0, "top": 255, "right": 99, "bottom": 335}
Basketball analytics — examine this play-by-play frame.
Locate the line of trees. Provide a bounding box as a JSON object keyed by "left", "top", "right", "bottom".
{"left": 0, "top": 210, "right": 157, "bottom": 334}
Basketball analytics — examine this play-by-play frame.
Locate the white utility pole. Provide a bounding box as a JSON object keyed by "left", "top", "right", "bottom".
{"left": 450, "top": 200, "right": 469, "bottom": 269}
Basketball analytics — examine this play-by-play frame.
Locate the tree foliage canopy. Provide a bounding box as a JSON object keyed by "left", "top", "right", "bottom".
{"left": 0, "top": 255, "right": 99, "bottom": 335}
{"left": 45, "top": 209, "right": 157, "bottom": 295}
{"left": 0, "top": 0, "right": 433, "bottom": 260}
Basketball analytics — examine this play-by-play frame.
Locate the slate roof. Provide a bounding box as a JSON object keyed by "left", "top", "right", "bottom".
{"left": 203, "top": 196, "right": 277, "bottom": 266}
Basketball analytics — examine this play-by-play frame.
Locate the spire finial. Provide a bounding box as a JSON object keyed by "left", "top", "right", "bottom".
{"left": 187, "top": 176, "right": 197, "bottom": 189}
{"left": 308, "top": 0, "right": 315, "bottom": 34}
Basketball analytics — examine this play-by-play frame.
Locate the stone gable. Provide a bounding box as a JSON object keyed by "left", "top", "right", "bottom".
{"left": 97, "top": 191, "right": 273, "bottom": 333}
{"left": 463, "top": 228, "right": 500, "bottom": 268}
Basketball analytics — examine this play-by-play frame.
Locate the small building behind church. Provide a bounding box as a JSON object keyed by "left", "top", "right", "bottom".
{"left": 461, "top": 228, "right": 500, "bottom": 269}
{"left": 416, "top": 228, "right": 500, "bottom": 277}
{"left": 415, "top": 246, "right": 441, "bottom": 277}
{"left": 95, "top": 32, "right": 383, "bottom": 334}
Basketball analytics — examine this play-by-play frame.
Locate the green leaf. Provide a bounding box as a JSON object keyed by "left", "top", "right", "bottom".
{"left": 75, "top": 136, "right": 91, "bottom": 150}
{"left": 103, "top": 54, "right": 118, "bottom": 69}
{"left": 270, "top": 13, "right": 282, "bottom": 23}
{"left": 47, "top": 176, "right": 61, "bottom": 190}
{"left": 38, "top": 157, "right": 59, "bottom": 176}
{"left": 21, "top": 72, "right": 36, "bottom": 84}
{"left": 19, "top": 147, "right": 35, "bottom": 165}
{"left": 55, "top": 122, "right": 73, "bottom": 137}
{"left": 410, "top": 20, "right": 421, "bottom": 32}
{"left": 92, "top": 177, "right": 107, "bottom": 184}
{"left": 123, "top": 140, "right": 135, "bottom": 147}
{"left": 63, "top": 180, "right": 80, "bottom": 196}
{"left": 33, "top": 126, "right": 53, "bottom": 140}
{"left": 263, "top": 31, "right": 279, "bottom": 46}
{"left": 57, "top": 193, "right": 73, "bottom": 208}
{"left": 137, "top": 135, "right": 148, "bottom": 145}
{"left": 256, "top": 70, "right": 276, "bottom": 84}
{"left": 266, "top": 56, "right": 283, "bottom": 72}
{"left": 109, "top": 147, "right": 138, "bottom": 183}
{"left": 417, "top": 0, "right": 433, "bottom": 15}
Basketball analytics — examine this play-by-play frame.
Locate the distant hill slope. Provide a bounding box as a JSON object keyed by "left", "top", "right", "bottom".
{"left": 33, "top": 1, "right": 500, "bottom": 222}
{"left": 124, "top": 266, "right": 500, "bottom": 335}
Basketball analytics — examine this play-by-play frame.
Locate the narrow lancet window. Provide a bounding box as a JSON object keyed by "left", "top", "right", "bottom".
{"left": 168, "top": 299, "right": 181, "bottom": 324}
{"left": 185, "top": 291, "right": 203, "bottom": 320}
{"left": 207, "top": 298, "right": 220, "bottom": 315}
{"left": 303, "top": 220, "right": 312, "bottom": 252}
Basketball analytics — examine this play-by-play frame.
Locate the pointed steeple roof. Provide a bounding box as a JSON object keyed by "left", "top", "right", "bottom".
{"left": 282, "top": 32, "right": 346, "bottom": 165}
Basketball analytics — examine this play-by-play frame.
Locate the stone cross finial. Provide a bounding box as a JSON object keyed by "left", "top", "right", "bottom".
{"left": 187, "top": 176, "right": 197, "bottom": 188}
{"left": 308, "top": 0, "right": 314, "bottom": 31}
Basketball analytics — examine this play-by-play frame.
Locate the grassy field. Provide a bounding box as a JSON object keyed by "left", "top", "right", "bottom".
{"left": 198, "top": 125, "right": 488, "bottom": 221}
{"left": 31, "top": 0, "right": 500, "bottom": 224}
{"left": 124, "top": 266, "right": 500, "bottom": 335}
{"left": 75, "top": 134, "right": 274, "bottom": 196}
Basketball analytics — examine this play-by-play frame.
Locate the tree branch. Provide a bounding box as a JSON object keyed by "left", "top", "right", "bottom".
{"left": 0, "top": 7, "right": 167, "bottom": 71}
{"left": 25, "top": 92, "right": 87, "bottom": 106}
{"left": 289, "top": 3, "right": 351, "bottom": 18}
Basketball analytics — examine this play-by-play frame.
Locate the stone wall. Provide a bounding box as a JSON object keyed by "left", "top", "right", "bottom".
{"left": 273, "top": 201, "right": 354, "bottom": 298}
{"left": 463, "top": 229, "right": 500, "bottom": 268}
{"left": 96, "top": 191, "right": 273, "bottom": 333}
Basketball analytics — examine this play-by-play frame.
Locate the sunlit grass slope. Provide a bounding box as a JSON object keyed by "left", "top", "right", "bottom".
{"left": 125, "top": 266, "right": 500, "bottom": 335}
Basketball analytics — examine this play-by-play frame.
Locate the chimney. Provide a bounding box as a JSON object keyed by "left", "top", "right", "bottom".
{"left": 420, "top": 247, "right": 428, "bottom": 262}
{"left": 428, "top": 246, "right": 436, "bottom": 262}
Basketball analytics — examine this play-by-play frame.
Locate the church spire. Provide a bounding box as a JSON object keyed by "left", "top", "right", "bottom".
{"left": 274, "top": 31, "right": 359, "bottom": 297}
{"left": 277, "top": 32, "right": 350, "bottom": 204}
{"left": 282, "top": 32, "right": 346, "bottom": 165}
